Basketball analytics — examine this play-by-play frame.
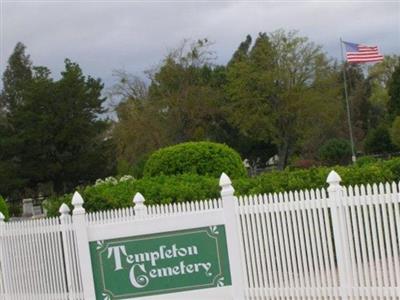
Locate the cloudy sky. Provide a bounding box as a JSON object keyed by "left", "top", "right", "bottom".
{"left": 1, "top": 0, "right": 400, "bottom": 90}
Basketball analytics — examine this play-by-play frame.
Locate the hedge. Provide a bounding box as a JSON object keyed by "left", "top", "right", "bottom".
{"left": 45, "top": 174, "right": 221, "bottom": 216}
{"left": 143, "top": 141, "right": 247, "bottom": 178}
{"left": 46, "top": 157, "right": 400, "bottom": 217}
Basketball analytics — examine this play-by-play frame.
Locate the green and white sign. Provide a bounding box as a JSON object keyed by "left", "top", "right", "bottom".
{"left": 90, "top": 225, "right": 232, "bottom": 299}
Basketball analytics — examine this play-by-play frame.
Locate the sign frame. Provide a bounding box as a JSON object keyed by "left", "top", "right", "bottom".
{"left": 89, "top": 225, "right": 232, "bottom": 299}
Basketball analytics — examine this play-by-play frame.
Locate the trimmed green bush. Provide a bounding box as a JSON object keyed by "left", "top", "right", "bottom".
{"left": 319, "top": 138, "right": 352, "bottom": 165}
{"left": 143, "top": 142, "right": 247, "bottom": 178}
{"left": 0, "top": 195, "right": 9, "bottom": 221}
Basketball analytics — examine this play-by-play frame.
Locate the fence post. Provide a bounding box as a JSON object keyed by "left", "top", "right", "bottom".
{"left": 327, "top": 170, "right": 352, "bottom": 299}
{"left": 59, "top": 203, "right": 73, "bottom": 299}
{"left": 133, "top": 192, "right": 147, "bottom": 218}
{"left": 220, "top": 173, "right": 246, "bottom": 300}
{"left": 71, "top": 192, "right": 96, "bottom": 300}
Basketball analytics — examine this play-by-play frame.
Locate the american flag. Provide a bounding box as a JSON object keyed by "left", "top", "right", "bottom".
{"left": 343, "top": 41, "right": 384, "bottom": 63}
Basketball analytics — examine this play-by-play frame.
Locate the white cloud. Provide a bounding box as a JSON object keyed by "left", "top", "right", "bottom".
{"left": 1, "top": 1, "right": 399, "bottom": 89}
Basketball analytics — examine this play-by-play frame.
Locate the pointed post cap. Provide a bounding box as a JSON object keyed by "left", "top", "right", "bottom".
{"left": 133, "top": 192, "right": 146, "bottom": 217}
{"left": 133, "top": 192, "right": 145, "bottom": 206}
{"left": 0, "top": 212, "right": 5, "bottom": 223}
{"left": 327, "top": 170, "right": 342, "bottom": 185}
{"left": 219, "top": 172, "right": 232, "bottom": 187}
{"left": 219, "top": 172, "right": 235, "bottom": 198}
{"left": 59, "top": 203, "right": 70, "bottom": 215}
{"left": 72, "top": 191, "right": 85, "bottom": 215}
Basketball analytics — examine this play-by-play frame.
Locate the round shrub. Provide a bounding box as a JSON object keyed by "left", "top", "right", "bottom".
{"left": 143, "top": 142, "right": 247, "bottom": 178}
{"left": 319, "top": 138, "right": 352, "bottom": 166}
{"left": 0, "top": 195, "right": 9, "bottom": 221}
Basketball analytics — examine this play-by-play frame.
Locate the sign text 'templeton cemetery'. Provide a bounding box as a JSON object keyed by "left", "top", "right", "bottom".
{"left": 90, "top": 225, "right": 232, "bottom": 299}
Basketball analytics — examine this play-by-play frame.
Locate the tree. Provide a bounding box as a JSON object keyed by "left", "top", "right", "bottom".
{"left": 148, "top": 39, "right": 222, "bottom": 143}
{"left": 112, "top": 40, "right": 223, "bottom": 175}
{"left": 225, "top": 30, "right": 341, "bottom": 169}
{"left": 113, "top": 92, "right": 168, "bottom": 175}
{"left": 391, "top": 116, "right": 400, "bottom": 149}
{"left": 1, "top": 46, "right": 115, "bottom": 197}
{"left": 368, "top": 55, "right": 399, "bottom": 111}
{"left": 111, "top": 40, "right": 276, "bottom": 172}
{"left": 388, "top": 59, "right": 400, "bottom": 119}
{"left": 364, "top": 125, "right": 397, "bottom": 154}
{"left": 0, "top": 42, "right": 33, "bottom": 199}
{"left": 361, "top": 55, "right": 400, "bottom": 131}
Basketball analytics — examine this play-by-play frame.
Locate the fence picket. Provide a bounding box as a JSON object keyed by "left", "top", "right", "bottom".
{"left": 344, "top": 186, "right": 357, "bottom": 298}
{"left": 388, "top": 182, "right": 400, "bottom": 290}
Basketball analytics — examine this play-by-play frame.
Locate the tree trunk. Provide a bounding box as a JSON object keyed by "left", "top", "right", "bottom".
{"left": 277, "top": 140, "right": 290, "bottom": 170}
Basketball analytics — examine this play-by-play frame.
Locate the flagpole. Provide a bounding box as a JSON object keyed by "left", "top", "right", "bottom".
{"left": 340, "top": 37, "right": 357, "bottom": 163}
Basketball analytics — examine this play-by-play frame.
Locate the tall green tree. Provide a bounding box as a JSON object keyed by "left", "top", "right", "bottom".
{"left": 225, "top": 30, "right": 341, "bottom": 169}
{"left": 112, "top": 73, "right": 168, "bottom": 175}
{"left": 148, "top": 39, "right": 223, "bottom": 143}
{"left": 368, "top": 56, "right": 399, "bottom": 109}
{"left": 0, "top": 42, "right": 33, "bottom": 198}
{"left": 388, "top": 59, "right": 400, "bottom": 119}
{"left": 1, "top": 44, "right": 115, "bottom": 197}
{"left": 342, "top": 64, "right": 371, "bottom": 143}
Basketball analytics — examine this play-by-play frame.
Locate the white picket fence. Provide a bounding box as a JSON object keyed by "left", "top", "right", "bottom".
{"left": 0, "top": 170, "right": 399, "bottom": 299}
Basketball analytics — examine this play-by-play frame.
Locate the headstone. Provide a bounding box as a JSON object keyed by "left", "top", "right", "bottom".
{"left": 33, "top": 205, "right": 42, "bottom": 216}
{"left": 22, "top": 198, "right": 34, "bottom": 217}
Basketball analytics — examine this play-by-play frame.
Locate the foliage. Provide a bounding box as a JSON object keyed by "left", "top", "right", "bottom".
{"left": 112, "top": 40, "right": 229, "bottom": 169}
{"left": 46, "top": 157, "right": 400, "bottom": 217}
{"left": 143, "top": 142, "right": 247, "bottom": 178}
{"left": 390, "top": 116, "right": 400, "bottom": 148}
{"left": 246, "top": 159, "right": 398, "bottom": 195}
{"left": 111, "top": 72, "right": 168, "bottom": 169}
{"left": 45, "top": 174, "right": 220, "bottom": 216}
{"left": 0, "top": 42, "right": 32, "bottom": 112}
{"left": 225, "top": 30, "right": 341, "bottom": 169}
{"left": 0, "top": 195, "right": 9, "bottom": 221}
{"left": 367, "top": 55, "right": 399, "bottom": 127}
{"left": 0, "top": 43, "right": 32, "bottom": 198}
{"left": 0, "top": 44, "right": 115, "bottom": 198}
{"left": 355, "top": 156, "right": 378, "bottom": 167}
{"left": 318, "top": 139, "right": 352, "bottom": 165}
{"left": 2, "top": 36, "right": 399, "bottom": 205}
{"left": 343, "top": 65, "right": 372, "bottom": 142}
{"left": 388, "top": 59, "right": 400, "bottom": 119}
{"left": 148, "top": 39, "right": 224, "bottom": 143}
{"left": 364, "top": 125, "right": 397, "bottom": 154}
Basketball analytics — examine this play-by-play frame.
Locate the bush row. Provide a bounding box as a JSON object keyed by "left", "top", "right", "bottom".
{"left": 46, "top": 157, "right": 400, "bottom": 217}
